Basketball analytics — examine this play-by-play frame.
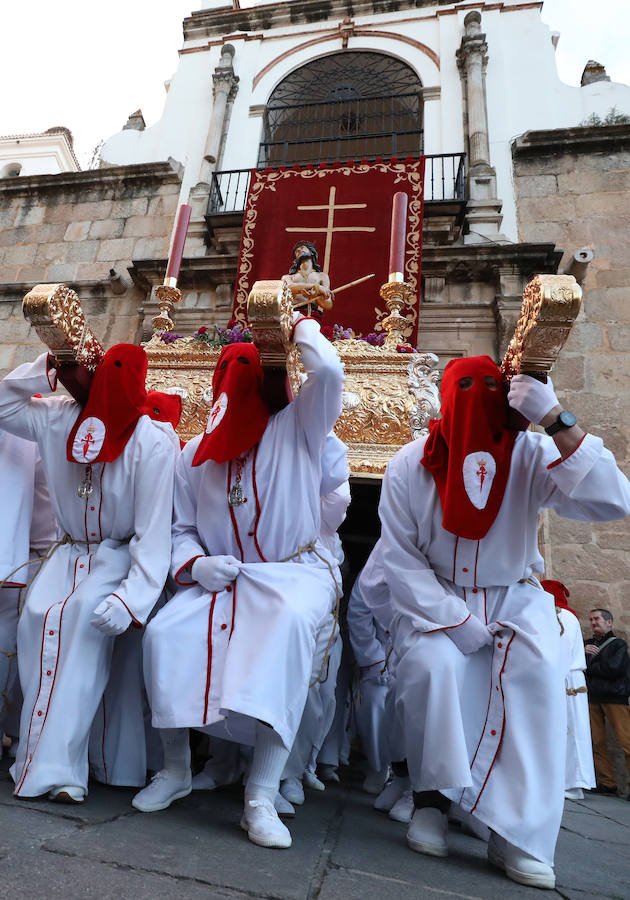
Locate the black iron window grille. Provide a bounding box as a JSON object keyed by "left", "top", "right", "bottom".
{"left": 258, "top": 51, "right": 425, "bottom": 169}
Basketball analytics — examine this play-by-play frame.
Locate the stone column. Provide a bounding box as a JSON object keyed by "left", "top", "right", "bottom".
{"left": 456, "top": 11, "right": 503, "bottom": 240}
{"left": 187, "top": 44, "right": 239, "bottom": 261}
{"left": 198, "top": 44, "right": 239, "bottom": 185}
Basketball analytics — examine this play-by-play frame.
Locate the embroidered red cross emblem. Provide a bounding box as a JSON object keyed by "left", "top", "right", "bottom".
{"left": 211, "top": 402, "right": 222, "bottom": 426}
{"left": 82, "top": 432, "right": 95, "bottom": 458}
{"left": 476, "top": 459, "right": 487, "bottom": 491}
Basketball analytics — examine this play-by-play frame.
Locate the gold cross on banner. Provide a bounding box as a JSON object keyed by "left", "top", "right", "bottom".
{"left": 285, "top": 186, "right": 376, "bottom": 272}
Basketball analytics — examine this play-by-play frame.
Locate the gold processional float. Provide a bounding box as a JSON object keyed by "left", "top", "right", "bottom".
{"left": 22, "top": 198, "right": 583, "bottom": 476}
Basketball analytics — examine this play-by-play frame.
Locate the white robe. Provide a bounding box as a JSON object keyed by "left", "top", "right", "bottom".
{"left": 347, "top": 544, "right": 391, "bottom": 773}
{"left": 0, "top": 433, "right": 56, "bottom": 737}
{"left": 0, "top": 354, "right": 175, "bottom": 797}
{"left": 380, "top": 430, "right": 630, "bottom": 866}
{"left": 144, "top": 319, "right": 344, "bottom": 750}
{"left": 557, "top": 607, "right": 596, "bottom": 791}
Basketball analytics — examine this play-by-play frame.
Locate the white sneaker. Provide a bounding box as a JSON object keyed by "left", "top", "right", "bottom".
{"left": 132, "top": 769, "right": 192, "bottom": 812}
{"left": 374, "top": 776, "right": 409, "bottom": 812}
{"left": 303, "top": 769, "right": 325, "bottom": 791}
{"left": 407, "top": 807, "right": 449, "bottom": 857}
{"left": 488, "top": 832, "right": 555, "bottom": 890}
{"left": 362, "top": 767, "right": 389, "bottom": 795}
{"left": 564, "top": 787, "right": 584, "bottom": 800}
{"left": 280, "top": 777, "right": 305, "bottom": 805}
{"left": 49, "top": 785, "right": 85, "bottom": 804}
{"left": 389, "top": 789, "right": 414, "bottom": 823}
{"left": 274, "top": 792, "right": 296, "bottom": 818}
{"left": 240, "top": 798, "right": 292, "bottom": 849}
{"left": 318, "top": 764, "right": 339, "bottom": 783}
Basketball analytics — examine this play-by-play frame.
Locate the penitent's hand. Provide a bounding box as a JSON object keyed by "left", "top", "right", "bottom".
{"left": 91, "top": 596, "right": 132, "bottom": 636}
{"left": 192, "top": 555, "right": 241, "bottom": 593}
{"left": 507, "top": 375, "right": 559, "bottom": 425}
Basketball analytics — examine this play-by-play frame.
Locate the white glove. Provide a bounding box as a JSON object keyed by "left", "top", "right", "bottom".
{"left": 192, "top": 555, "right": 241, "bottom": 593}
{"left": 507, "top": 374, "right": 559, "bottom": 425}
{"left": 91, "top": 596, "right": 132, "bottom": 636}
{"left": 360, "top": 665, "right": 391, "bottom": 686}
{"left": 446, "top": 614, "right": 493, "bottom": 655}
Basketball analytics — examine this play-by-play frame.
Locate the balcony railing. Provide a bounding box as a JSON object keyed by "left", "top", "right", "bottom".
{"left": 207, "top": 154, "right": 466, "bottom": 217}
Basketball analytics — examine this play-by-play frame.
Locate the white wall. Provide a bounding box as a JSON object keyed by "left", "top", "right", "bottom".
{"left": 100, "top": 0, "right": 630, "bottom": 240}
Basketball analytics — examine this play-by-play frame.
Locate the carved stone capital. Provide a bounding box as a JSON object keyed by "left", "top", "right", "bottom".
{"left": 212, "top": 70, "right": 239, "bottom": 100}
{"left": 456, "top": 38, "right": 488, "bottom": 72}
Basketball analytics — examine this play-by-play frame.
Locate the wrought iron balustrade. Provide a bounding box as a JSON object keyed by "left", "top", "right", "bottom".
{"left": 207, "top": 154, "right": 466, "bottom": 218}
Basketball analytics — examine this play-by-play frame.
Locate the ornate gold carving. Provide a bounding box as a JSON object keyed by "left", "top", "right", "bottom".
{"left": 22, "top": 283, "right": 104, "bottom": 371}
{"left": 332, "top": 341, "right": 440, "bottom": 476}
{"left": 144, "top": 328, "right": 441, "bottom": 474}
{"left": 247, "top": 280, "right": 294, "bottom": 368}
{"left": 501, "top": 274, "right": 582, "bottom": 381}
{"left": 152, "top": 284, "right": 183, "bottom": 333}
{"left": 379, "top": 280, "right": 416, "bottom": 349}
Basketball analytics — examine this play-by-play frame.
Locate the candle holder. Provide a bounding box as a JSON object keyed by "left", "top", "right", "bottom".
{"left": 151, "top": 283, "right": 183, "bottom": 333}
{"left": 379, "top": 280, "right": 415, "bottom": 349}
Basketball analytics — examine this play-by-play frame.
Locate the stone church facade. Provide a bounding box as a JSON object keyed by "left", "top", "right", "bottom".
{"left": 0, "top": 0, "right": 629, "bottom": 630}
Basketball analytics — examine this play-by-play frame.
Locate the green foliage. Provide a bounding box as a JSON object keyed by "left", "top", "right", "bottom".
{"left": 579, "top": 107, "right": 630, "bottom": 127}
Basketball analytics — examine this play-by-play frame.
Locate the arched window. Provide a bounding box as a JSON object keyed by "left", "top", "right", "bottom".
{"left": 258, "top": 52, "right": 423, "bottom": 168}
{"left": 1, "top": 162, "right": 22, "bottom": 178}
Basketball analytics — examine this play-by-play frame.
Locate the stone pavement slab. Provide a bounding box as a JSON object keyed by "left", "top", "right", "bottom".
{"left": 1, "top": 759, "right": 630, "bottom": 899}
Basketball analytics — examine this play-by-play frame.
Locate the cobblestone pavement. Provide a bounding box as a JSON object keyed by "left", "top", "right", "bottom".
{"left": 1, "top": 757, "right": 629, "bottom": 899}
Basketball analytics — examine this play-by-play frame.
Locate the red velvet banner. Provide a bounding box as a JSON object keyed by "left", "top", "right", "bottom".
{"left": 233, "top": 158, "right": 425, "bottom": 343}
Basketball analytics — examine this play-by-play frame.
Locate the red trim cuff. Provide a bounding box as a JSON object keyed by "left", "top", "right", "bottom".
{"left": 174, "top": 555, "right": 204, "bottom": 586}
{"left": 547, "top": 433, "right": 587, "bottom": 469}
{"left": 424, "top": 613, "right": 471, "bottom": 635}
{"left": 111, "top": 593, "right": 142, "bottom": 629}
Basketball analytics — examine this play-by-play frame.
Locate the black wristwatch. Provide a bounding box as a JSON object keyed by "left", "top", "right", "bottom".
{"left": 544, "top": 410, "right": 577, "bottom": 436}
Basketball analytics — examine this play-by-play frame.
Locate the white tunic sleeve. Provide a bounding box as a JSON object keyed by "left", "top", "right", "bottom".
{"left": 380, "top": 450, "right": 471, "bottom": 634}
{"left": 0, "top": 353, "right": 63, "bottom": 442}
{"left": 538, "top": 433, "right": 630, "bottom": 521}
{"left": 347, "top": 576, "right": 387, "bottom": 668}
{"left": 29, "top": 449, "right": 57, "bottom": 551}
{"left": 291, "top": 319, "right": 344, "bottom": 452}
{"left": 171, "top": 441, "right": 207, "bottom": 583}
{"left": 110, "top": 423, "right": 175, "bottom": 624}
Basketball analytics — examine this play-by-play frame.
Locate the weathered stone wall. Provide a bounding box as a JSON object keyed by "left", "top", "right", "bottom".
{"left": 0, "top": 162, "right": 182, "bottom": 377}
{"left": 513, "top": 124, "right": 630, "bottom": 638}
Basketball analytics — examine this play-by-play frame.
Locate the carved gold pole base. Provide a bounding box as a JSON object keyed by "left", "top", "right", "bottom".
{"left": 379, "top": 281, "right": 415, "bottom": 349}
{"left": 152, "top": 284, "right": 183, "bottom": 333}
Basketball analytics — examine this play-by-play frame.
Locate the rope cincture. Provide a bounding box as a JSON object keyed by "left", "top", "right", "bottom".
{"left": 279, "top": 539, "right": 342, "bottom": 687}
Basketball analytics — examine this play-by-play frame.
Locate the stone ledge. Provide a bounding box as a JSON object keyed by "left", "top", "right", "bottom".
{"left": 183, "top": 0, "right": 456, "bottom": 40}
{"left": 0, "top": 160, "right": 182, "bottom": 197}
{"left": 512, "top": 124, "right": 630, "bottom": 158}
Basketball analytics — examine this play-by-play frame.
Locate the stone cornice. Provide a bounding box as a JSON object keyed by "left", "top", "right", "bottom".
{"left": 0, "top": 160, "right": 182, "bottom": 197}
{"left": 422, "top": 242, "right": 562, "bottom": 280}
{"left": 512, "top": 124, "right": 630, "bottom": 158}
{"left": 183, "top": 0, "right": 461, "bottom": 40}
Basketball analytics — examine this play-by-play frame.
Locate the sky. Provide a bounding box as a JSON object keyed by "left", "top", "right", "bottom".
{"left": 1, "top": 0, "right": 629, "bottom": 168}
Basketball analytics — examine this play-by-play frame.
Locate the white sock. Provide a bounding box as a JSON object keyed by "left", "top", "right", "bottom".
{"left": 246, "top": 722, "right": 290, "bottom": 804}
{"left": 160, "top": 727, "right": 191, "bottom": 775}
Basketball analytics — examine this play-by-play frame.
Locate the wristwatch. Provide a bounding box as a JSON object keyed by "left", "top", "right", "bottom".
{"left": 544, "top": 410, "right": 577, "bottom": 436}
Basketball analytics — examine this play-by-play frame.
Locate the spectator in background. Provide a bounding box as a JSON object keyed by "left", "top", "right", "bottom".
{"left": 585, "top": 609, "right": 630, "bottom": 797}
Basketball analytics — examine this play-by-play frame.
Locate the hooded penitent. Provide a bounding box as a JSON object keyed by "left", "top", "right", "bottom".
{"left": 421, "top": 355, "right": 517, "bottom": 540}
{"left": 143, "top": 390, "right": 183, "bottom": 431}
{"left": 541, "top": 579, "right": 577, "bottom": 617}
{"left": 66, "top": 344, "right": 179, "bottom": 465}
{"left": 192, "top": 343, "right": 270, "bottom": 466}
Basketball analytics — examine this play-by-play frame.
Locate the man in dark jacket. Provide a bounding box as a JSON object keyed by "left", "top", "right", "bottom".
{"left": 585, "top": 609, "right": 630, "bottom": 795}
